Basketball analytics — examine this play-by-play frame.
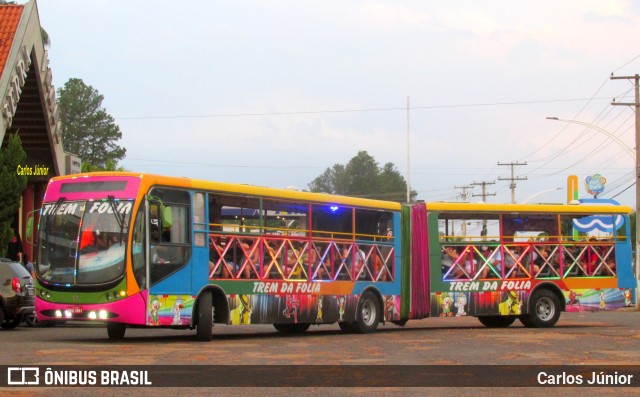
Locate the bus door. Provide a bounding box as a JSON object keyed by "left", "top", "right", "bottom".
{"left": 191, "top": 192, "right": 210, "bottom": 292}
{"left": 615, "top": 214, "right": 636, "bottom": 289}
{"left": 146, "top": 191, "right": 193, "bottom": 295}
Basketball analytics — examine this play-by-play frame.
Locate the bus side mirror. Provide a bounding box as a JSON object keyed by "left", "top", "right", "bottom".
{"left": 162, "top": 206, "right": 173, "bottom": 228}
{"left": 25, "top": 216, "right": 34, "bottom": 241}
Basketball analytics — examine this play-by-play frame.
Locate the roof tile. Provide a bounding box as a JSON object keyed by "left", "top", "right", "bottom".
{"left": 0, "top": 4, "right": 24, "bottom": 75}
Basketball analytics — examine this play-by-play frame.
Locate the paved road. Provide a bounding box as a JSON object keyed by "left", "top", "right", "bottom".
{"left": 1, "top": 310, "right": 639, "bottom": 396}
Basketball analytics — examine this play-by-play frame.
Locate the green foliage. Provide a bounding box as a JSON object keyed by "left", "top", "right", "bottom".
{"left": 308, "top": 151, "right": 417, "bottom": 202}
{"left": 0, "top": 134, "right": 27, "bottom": 257}
{"left": 81, "top": 158, "right": 127, "bottom": 172}
{"left": 41, "top": 27, "right": 50, "bottom": 47}
{"left": 57, "top": 78, "right": 126, "bottom": 169}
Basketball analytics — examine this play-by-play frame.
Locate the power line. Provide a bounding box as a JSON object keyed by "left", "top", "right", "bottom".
{"left": 609, "top": 182, "right": 636, "bottom": 199}
{"left": 122, "top": 157, "right": 324, "bottom": 169}
{"left": 114, "top": 96, "right": 619, "bottom": 120}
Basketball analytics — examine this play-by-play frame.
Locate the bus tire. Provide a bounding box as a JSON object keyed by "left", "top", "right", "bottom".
{"left": 196, "top": 291, "right": 213, "bottom": 341}
{"left": 521, "top": 289, "right": 560, "bottom": 328}
{"left": 107, "top": 322, "right": 126, "bottom": 339}
{"left": 392, "top": 319, "right": 408, "bottom": 327}
{"left": 274, "top": 323, "right": 311, "bottom": 334}
{"left": 477, "top": 315, "right": 516, "bottom": 328}
{"left": 352, "top": 291, "right": 380, "bottom": 334}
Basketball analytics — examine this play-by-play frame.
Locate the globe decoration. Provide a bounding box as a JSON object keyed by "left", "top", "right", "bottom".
{"left": 585, "top": 174, "right": 606, "bottom": 198}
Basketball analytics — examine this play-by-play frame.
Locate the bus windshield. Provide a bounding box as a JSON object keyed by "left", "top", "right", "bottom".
{"left": 37, "top": 199, "right": 133, "bottom": 285}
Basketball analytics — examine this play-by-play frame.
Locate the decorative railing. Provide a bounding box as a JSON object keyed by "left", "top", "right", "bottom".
{"left": 209, "top": 233, "right": 394, "bottom": 282}
{"left": 440, "top": 241, "right": 616, "bottom": 281}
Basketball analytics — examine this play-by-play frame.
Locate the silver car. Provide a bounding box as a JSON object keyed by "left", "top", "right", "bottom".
{"left": 0, "top": 259, "right": 35, "bottom": 329}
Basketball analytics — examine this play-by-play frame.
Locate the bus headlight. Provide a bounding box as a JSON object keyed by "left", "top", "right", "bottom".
{"left": 88, "top": 311, "right": 97, "bottom": 320}
{"left": 55, "top": 310, "right": 62, "bottom": 318}
{"left": 99, "top": 310, "right": 108, "bottom": 319}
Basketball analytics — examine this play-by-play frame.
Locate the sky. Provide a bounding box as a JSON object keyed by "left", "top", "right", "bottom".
{"left": 34, "top": 0, "right": 640, "bottom": 207}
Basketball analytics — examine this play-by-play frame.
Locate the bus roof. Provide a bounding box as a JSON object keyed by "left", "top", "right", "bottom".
{"left": 423, "top": 201, "right": 633, "bottom": 215}
{"left": 51, "top": 173, "right": 633, "bottom": 215}
{"left": 51, "top": 172, "right": 403, "bottom": 211}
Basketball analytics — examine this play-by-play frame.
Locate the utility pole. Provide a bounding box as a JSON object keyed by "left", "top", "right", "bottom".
{"left": 406, "top": 96, "right": 411, "bottom": 203}
{"left": 471, "top": 181, "right": 496, "bottom": 237}
{"left": 454, "top": 185, "right": 474, "bottom": 237}
{"left": 611, "top": 73, "right": 640, "bottom": 310}
{"left": 454, "top": 185, "right": 474, "bottom": 202}
{"left": 498, "top": 161, "right": 528, "bottom": 204}
{"left": 471, "top": 181, "right": 496, "bottom": 203}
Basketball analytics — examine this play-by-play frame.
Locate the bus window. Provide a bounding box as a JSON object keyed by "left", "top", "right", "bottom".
{"left": 148, "top": 187, "right": 191, "bottom": 285}
{"left": 355, "top": 209, "right": 393, "bottom": 242}
{"left": 560, "top": 214, "right": 618, "bottom": 277}
{"left": 438, "top": 213, "right": 499, "bottom": 243}
{"left": 312, "top": 204, "right": 352, "bottom": 240}
{"left": 262, "top": 199, "right": 309, "bottom": 236}
{"left": 193, "top": 192, "right": 206, "bottom": 247}
{"left": 502, "top": 214, "right": 559, "bottom": 243}
{"left": 131, "top": 203, "right": 146, "bottom": 289}
{"left": 210, "top": 194, "right": 261, "bottom": 234}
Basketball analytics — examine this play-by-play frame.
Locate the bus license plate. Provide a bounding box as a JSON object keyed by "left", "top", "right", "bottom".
{"left": 69, "top": 306, "right": 83, "bottom": 314}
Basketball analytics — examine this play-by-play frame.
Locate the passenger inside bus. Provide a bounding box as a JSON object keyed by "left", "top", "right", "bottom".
{"left": 442, "top": 246, "right": 471, "bottom": 279}
{"left": 533, "top": 246, "right": 555, "bottom": 277}
{"left": 603, "top": 252, "right": 616, "bottom": 275}
{"left": 209, "top": 236, "right": 253, "bottom": 279}
{"left": 209, "top": 235, "right": 231, "bottom": 278}
{"left": 150, "top": 224, "right": 170, "bottom": 264}
{"left": 582, "top": 238, "right": 600, "bottom": 276}
{"left": 477, "top": 245, "right": 493, "bottom": 278}
{"left": 491, "top": 246, "right": 518, "bottom": 278}
{"left": 284, "top": 243, "right": 305, "bottom": 279}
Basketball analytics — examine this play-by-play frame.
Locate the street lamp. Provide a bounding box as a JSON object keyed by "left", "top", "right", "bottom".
{"left": 547, "top": 116, "right": 639, "bottom": 310}
{"left": 545, "top": 117, "right": 634, "bottom": 158}
{"left": 520, "top": 187, "right": 562, "bottom": 204}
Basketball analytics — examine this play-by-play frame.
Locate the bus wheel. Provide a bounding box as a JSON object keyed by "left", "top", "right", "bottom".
{"left": 353, "top": 291, "right": 380, "bottom": 334}
{"left": 521, "top": 289, "right": 560, "bottom": 328}
{"left": 107, "top": 322, "right": 126, "bottom": 339}
{"left": 196, "top": 291, "right": 213, "bottom": 341}
{"left": 477, "top": 316, "right": 516, "bottom": 328}
{"left": 274, "top": 323, "right": 310, "bottom": 334}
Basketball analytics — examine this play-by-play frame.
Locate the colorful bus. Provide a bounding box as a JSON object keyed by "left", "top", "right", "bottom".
{"left": 34, "top": 172, "right": 637, "bottom": 340}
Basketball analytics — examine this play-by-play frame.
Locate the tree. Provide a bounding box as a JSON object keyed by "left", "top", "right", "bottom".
{"left": 308, "top": 151, "right": 417, "bottom": 202}
{"left": 0, "top": 133, "right": 27, "bottom": 257}
{"left": 57, "top": 78, "right": 126, "bottom": 169}
{"left": 41, "top": 27, "right": 50, "bottom": 47}
{"left": 81, "top": 158, "right": 127, "bottom": 172}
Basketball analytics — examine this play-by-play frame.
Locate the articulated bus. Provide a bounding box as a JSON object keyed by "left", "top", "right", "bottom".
{"left": 34, "top": 172, "right": 637, "bottom": 340}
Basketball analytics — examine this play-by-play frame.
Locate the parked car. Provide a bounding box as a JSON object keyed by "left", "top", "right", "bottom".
{"left": 0, "top": 258, "right": 35, "bottom": 329}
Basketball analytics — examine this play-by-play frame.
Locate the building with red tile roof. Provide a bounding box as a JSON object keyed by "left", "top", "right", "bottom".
{"left": 0, "top": 0, "right": 67, "bottom": 261}
{"left": 0, "top": 4, "right": 23, "bottom": 73}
